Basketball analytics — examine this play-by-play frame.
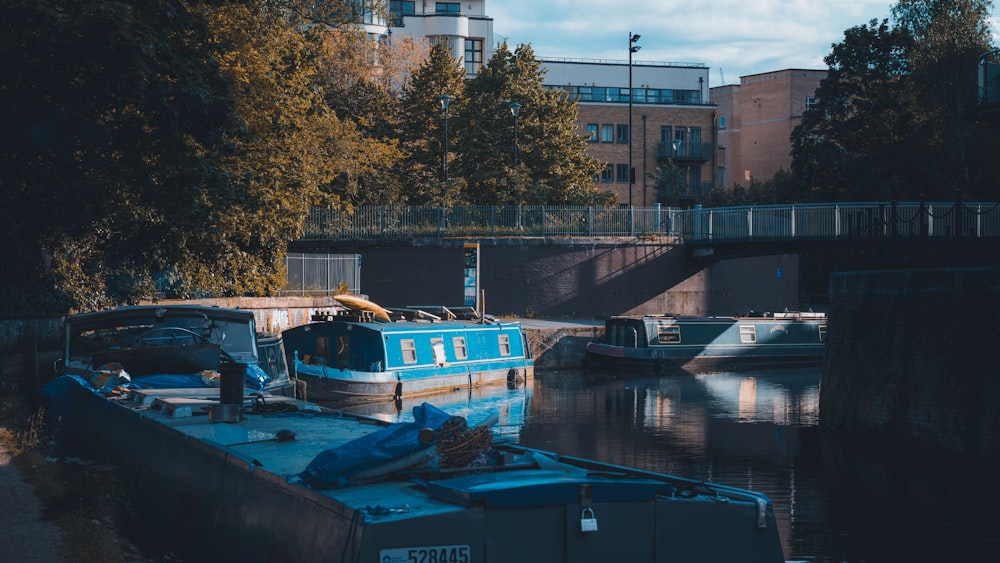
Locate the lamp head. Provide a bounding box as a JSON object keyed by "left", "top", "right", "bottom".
{"left": 509, "top": 102, "right": 521, "bottom": 117}
{"left": 630, "top": 33, "right": 641, "bottom": 43}
{"left": 672, "top": 139, "right": 682, "bottom": 151}
{"left": 630, "top": 46, "right": 641, "bottom": 54}
{"left": 439, "top": 94, "right": 452, "bottom": 110}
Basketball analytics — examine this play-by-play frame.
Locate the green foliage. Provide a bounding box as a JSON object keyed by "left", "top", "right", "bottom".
{"left": 791, "top": 1, "right": 999, "bottom": 202}
{"left": 458, "top": 43, "right": 611, "bottom": 206}
{"left": 398, "top": 41, "right": 468, "bottom": 205}
{"left": 0, "top": 0, "right": 341, "bottom": 311}
{"left": 702, "top": 170, "right": 813, "bottom": 207}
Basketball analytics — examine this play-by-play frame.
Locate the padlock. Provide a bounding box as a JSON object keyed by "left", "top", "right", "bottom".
{"left": 580, "top": 507, "right": 598, "bottom": 532}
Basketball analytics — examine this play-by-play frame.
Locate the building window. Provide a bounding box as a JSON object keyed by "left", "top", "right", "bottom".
{"left": 389, "top": 0, "right": 415, "bottom": 25}
{"left": 586, "top": 123, "right": 598, "bottom": 142}
{"left": 453, "top": 337, "right": 468, "bottom": 360}
{"left": 806, "top": 96, "right": 817, "bottom": 111}
{"left": 719, "top": 115, "right": 726, "bottom": 129}
{"left": 351, "top": 0, "right": 379, "bottom": 24}
{"left": 601, "top": 124, "right": 614, "bottom": 143}
{"left": 464, "top": 39, "right": 482, "bottom": 74}
{"left": 616, "top": 124, "right": 629, "bottom": 144}
{"left": 435, "top": 2, "right": 460, "bottom": 14}
{"left": 616, "top": 164, "right": 629, "bottom": 183}
{"left": 400, "top": 339, "right": 417, "bottom": 364}
{"left": 689, "top": 127, "right": 701, "bottom": 157}
{"left": 601, "top": 164, "right": 614, "bottom": 183}
{"left": 431, "top": 338, "right": 446, "bottom": 366}
{"left": 718, "top": 166, "right": 725, "bottom": 187}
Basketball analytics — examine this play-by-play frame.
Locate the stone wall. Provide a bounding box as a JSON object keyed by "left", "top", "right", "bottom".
{"left": 821, "top": 267, "right": 1000, "bottom": 458}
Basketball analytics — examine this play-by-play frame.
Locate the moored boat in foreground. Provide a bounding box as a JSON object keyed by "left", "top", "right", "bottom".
{"left": 281, "top": 300, "right": 534, "bottom": 402}
{"left": 55, "top": 305, "right": 296, "bottom": 398}
{"left": 586, "top": 310, "right": 826, "bottom": 372}
{"left": 39, "top": 357, "right": 787, "bottom": 563}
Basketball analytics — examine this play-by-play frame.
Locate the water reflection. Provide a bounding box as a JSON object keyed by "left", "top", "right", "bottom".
{"left": 319, "top": 367, "right": 1000, "bottom": 562}
{"left": 327, "top": 382, "right": 532, "bottom": 442}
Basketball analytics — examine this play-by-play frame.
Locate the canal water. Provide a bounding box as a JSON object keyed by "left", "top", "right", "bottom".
{"left": 330, "top": 367, "right": 1000, "bottom": 563}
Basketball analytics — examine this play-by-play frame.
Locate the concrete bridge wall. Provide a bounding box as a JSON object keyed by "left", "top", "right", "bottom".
{"left": 821, "top": 267, "right": 1000, "bottom": 459}
{"left": 301, "top": 238, "right": 802, "bottom": 319}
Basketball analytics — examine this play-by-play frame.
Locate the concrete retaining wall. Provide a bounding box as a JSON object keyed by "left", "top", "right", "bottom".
{"left": 298, "top": 238, "right": 801, "bottom": 318}
{"left": 821, "top": 267, "right": 1000, "bottom": 458}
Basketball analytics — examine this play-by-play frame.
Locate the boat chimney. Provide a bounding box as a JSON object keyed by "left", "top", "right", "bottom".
{"left": 211, "top": 360, "right": 245, "bottom": 423}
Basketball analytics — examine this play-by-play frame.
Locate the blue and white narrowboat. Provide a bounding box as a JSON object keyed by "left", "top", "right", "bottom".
{"left": 282, "top": 311, "right": 534, "bottom": 402}
{"left": 586, "top": 311, "right": 827, "bottom": 372}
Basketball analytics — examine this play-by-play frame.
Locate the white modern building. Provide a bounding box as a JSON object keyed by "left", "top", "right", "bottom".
{"left": 387, "top": 1, "right": 495, "bottom": 77}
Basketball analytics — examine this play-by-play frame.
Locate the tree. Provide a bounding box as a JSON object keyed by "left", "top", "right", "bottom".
{"left": 892, "top": 0, "right": 999, "bottom": 197}
{"left": 791, "top": 19, "right": 917, "bottom": 201}
{"left": 314, "top": 28, "right": 408, "bottom": 206}
{"left": 0, "top": 0, "right": 238, "bottom": 310}
{"left": 791, "top": 1, "right": 998, "bottom": 202}
{"left": 0, "top": 0, "right": 350, "bottom": 311}
{"left": 458, "top": 43, "right": 611, "bottom": 206}
{"left": 398, "top": 40, "right": 468, "bottom": 205}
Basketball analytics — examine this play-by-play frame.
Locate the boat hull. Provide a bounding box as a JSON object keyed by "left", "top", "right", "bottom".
{"left": 587, "top": 313, "right": 826, "bottom": 373}
{"left": 39, "top": 378, "right": 786, "bottom": 563}
{"left": 294, "top": 361, "right": 532, "bottom": 402}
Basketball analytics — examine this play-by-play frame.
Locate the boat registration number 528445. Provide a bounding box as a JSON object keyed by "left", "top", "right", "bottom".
{"left": 379, "top": 544, "right": 470, "bottom": 563}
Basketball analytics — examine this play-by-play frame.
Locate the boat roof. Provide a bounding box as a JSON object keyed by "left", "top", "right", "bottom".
{"left": 288, "top": 319, "right": 523, "bottom": 336}
{"left": 65, "top": 305, "right": 254, "bottom": 331}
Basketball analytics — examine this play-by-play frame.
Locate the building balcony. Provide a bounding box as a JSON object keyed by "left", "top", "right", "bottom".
{"left": 399, "top": 14, "right": 470, "bottom": 37}
{"left": 657, "top": 141, "right": 712, "bottom": 162}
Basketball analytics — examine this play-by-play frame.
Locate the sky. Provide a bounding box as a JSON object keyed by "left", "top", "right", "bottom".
{"left": 488, "top": 0, "right": 1000, "bottom": 87}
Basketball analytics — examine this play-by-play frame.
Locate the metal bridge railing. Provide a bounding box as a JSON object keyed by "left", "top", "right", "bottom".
{"left": 301, "top": 202, "right": 1000, "bottom": 243}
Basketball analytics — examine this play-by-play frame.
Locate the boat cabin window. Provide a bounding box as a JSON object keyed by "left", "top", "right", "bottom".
{"left": 431, "top": 338, "right": 447, "bottom": 366}
{"left": 336, "top": 336, "right": 351, "bottom": 368}
{"left": 739, "top": 325, "right": 757, "bottom": 344}
{"left": 315, "top": 336, "right": 330, "bottom": 361}
{"left": 453, "top": 337, "right": 468, "bottom": 360}
{"left": 657, "top": 326, "right": 681, "bottom": 344}
{"left": 818, "top": 325, "right": 827, "bottom": 343}
{"left": 498, "top": 334, "right": 511, "bottom": 356}
{"left": 400, "top": 339, "right": 417, "bottom": 364}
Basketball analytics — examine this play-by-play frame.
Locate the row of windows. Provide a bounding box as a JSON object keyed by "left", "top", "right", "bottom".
{"left": 586, "top": 124, "right": 703, "bottom": 148}
{"left": 550, "top": 85, "right": 703, "bottom": 105}
{"left": 597, "top": 164, "right": 631, "bottom": 184}
{"left": 389, "top": 2, "right": 462, "bottom": 25}
{"left": 400, "top": 334, "right": 511, "bottom": 364}
{"left": 656, "top": 325, "right": 828, "bottom": 345}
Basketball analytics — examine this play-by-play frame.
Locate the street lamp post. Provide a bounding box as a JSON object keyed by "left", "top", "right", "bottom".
{"left": 628, "top": 32, "right": 641, "bottom": 209}
{"left": 509, "top": 102, "right": 521, "bottom": 166}
{"left": 439, "top": 94, "right": 452, "bottom": 182}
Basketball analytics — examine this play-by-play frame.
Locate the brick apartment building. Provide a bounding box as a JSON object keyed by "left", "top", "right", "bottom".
{"left": 712, "top": 69, "right": 826, "bottom": 188}
{"left": 541, "top": 59, "right": 718, "bottom": 207}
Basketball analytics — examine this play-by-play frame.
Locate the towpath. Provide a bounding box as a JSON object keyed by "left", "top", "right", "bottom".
{"left": 0, "top": 430, "right": 75, "bottom": 562}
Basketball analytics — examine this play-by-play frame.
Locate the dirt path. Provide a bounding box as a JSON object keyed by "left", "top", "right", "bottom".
{"left": 0, "top": 434, "right": 75, "bottom": 562}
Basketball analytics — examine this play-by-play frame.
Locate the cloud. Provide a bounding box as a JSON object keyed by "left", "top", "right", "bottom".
{"left": 489, "top": 0, "right": 998, "bottom": 85}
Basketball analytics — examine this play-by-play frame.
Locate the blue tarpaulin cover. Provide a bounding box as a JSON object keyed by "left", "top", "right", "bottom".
{"left": 298, "top": 403, "right": 454, "bottom": 489}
